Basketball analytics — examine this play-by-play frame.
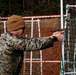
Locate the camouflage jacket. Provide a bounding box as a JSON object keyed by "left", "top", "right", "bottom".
{"left": 0, "top": 32, "right": 57, "bottom": 75}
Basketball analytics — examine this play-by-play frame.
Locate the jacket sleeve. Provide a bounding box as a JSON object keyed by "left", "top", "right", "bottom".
{"left": 4, "top": 33, "right": 57, "bottom": 51}
{"left": 24, "top": 36, "right": 58, "bottom": 51}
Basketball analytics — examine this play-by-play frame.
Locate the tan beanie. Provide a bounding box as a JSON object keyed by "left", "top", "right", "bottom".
{"left": 6, "top": 15, "right": 25, "bottom": 32}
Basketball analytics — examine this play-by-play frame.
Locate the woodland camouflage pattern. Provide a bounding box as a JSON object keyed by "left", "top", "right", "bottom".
{"left": 0, "top": 32, "right": 56, "bottom": 75}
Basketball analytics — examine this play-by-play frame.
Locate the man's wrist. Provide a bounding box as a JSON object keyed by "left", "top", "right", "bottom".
{"left": 51, "top": 36, "right": 58, "bottom": 42}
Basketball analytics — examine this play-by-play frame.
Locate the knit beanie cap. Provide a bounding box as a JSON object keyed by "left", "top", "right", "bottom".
{"left": 6, "top": 15, "right": 25, "bottom": 32}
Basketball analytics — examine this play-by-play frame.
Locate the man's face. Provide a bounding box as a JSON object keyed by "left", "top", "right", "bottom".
{"left": 17, "top": 28, "right": 24, "bottom": 36}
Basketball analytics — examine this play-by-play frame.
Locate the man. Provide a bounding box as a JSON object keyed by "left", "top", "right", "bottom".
{"left": 0, "top": 15, "right": 64, "bottom": 75}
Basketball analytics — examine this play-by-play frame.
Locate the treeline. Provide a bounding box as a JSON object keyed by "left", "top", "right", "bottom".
{"left": 0, "top": 0, "right": 76, "bottom": 17}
